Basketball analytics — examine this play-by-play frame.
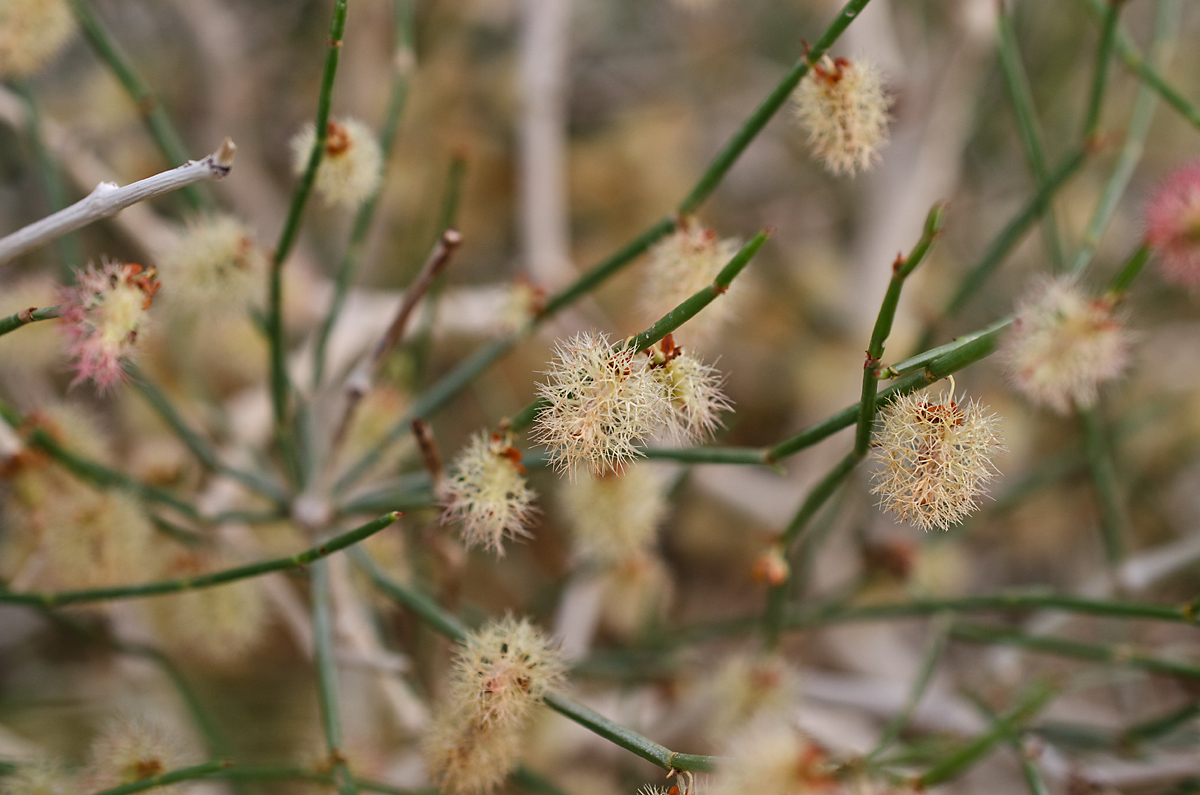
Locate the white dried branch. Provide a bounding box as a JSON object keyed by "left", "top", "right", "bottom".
{"left": 0, "top": 138, "right": 237, "bottom": 266}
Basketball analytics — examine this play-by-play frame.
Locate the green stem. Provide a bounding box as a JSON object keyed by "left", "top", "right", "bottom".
{"left": 930, "top": 147, "right": 1086, "bottom": 339}
{"left": 125, "top": 365, "right": 288, "bottom": 506}
{"left": 677, "top": 0, "right": 875, "bottom": 213}
{"left": 87, "top": 761, "right": 230, "bottom": 795}
{"left": 768, "top": 320, "right": 1010, "bottom": 463}
{"left": 1077, "top": 407, "right": 1127, "bottom": 566}
{"left": 0, "top": 512, "right": 399, "bottom": 608}
{"left": 763, "top": 451, "right": 861, "bottom": 647}
{"left": 171, "top": 763, "right": 429, "bottom": 794}
{"left": 269, "top": 0, "right": 350, "bottom": 444}
{"left": 352, "top": 549, "right": 719, "bottom": 773}
{"left": 951, "top": 621, "right": 1200, "bottom": 680}
{"left": 12, "top": 81, "right": 83, "bottom": 277}
{"left": 312, "top": 0, "right": 415, "bottom": 388}
{"left": 916, "top": 679, "right": 1057, "bottom": 788}
{"left": 996, "top": 9, "right": 1066, "bottom": 271}
{"left": 0, "top": 401, "right": 202, "bottom": 519}
{"left": 1107, "top": 243, "right": 1150, "bottom": 296}
{"left": 867, "top": 613, "right": 952, "bottom": 761}
{"left": 312, "top": 560, "right": 358, "bottom": 795}
{"left": 1082, "top": 0, "right": 1200, "bottom": 131}
{"left": 543, "top": 693, "right": 718, "bottom": 773}
{"left": 1070, "top": 0, "right": 1176, "bottom": 277}
{"left": 1082, "top": 0, "right": 1124, "bottom": 140}
{"left": 1123, "top": 700, "right": 1200, "bottom": 745}
{"left": 642, "top": 446, "right": 770, "bottom": 466}
{"left": 67, "top": 0, "right": 206, "bottom": 211}
{"left": 337, "top": 482, "right": 435, "bottom": 516}
{"left": 0, "top": 304, "right": 62, "bottom": 337}
{"left": 856, "top": 205, "right": 943, "bottom": 457}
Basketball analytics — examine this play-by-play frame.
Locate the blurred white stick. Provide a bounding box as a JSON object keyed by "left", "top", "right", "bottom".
{"left": 0, "top": 138, "right": 236, "bottom": 265}
{"left": 519, "top": 0, "right": 573, "bottom": 286}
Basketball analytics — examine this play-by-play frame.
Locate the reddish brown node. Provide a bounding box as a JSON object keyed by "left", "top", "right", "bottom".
{"left": 325, "top": 119, "right": 352, "bottom": 156}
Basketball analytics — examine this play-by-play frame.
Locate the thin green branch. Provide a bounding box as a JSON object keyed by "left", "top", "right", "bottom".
{"left": 1122, "top": 700, "right": 1200, "bottom": 745}
{"left": 67, "top": 0, "right": 206, "bottom": 211}
{"left": 312, "top": 0, "right": 416, "bottom": 388}
{"left": 1082, "top": 0, "right": 1200, "bottom": 131}
{"left": 352, "top": 548, "right": 719, "bottom": 773}
{"left": 312, "top": 560, "right": 358, "bottom": 795}
{"left": 767, "top": 320, "right": 1010, "bottom": 463}
{"left": 543, "top": 693, "right": 718, "bottom": 773}
{"left": 269, "top": 0, "right": 350, "bottom": 443}
{"left": 995, "top": 8, "right": 1066, "bottom": 271}
{"left": 87, "top": 761, "right": 231, "bottom": 795}
{"left": 1077, "top": 406, "right": 1127, "bottom": 565}
{"left": 1070, "top": 0, "right": 1177, "bottom": 276}
{"left": 868, "top": 613, "right": 952, "bottom": 761}
{"left": 916, "top": 679, "right": 1057, "bottom": 788}
{"left": 856, "top": 205, "right": 944, "bottom": 457}
{"left": 763, "top": 451, "right": 860, "bottom": 647}
{"left": 677, "top": 0, "right": 875, "bottom": 213}
{"left": 0, "top": 512, "right": 399, "bottom": 608}
{"left": 125, "top": 364, "right": 288, "bottom": 506}
{"left": 0, "top": 304, "right": 62, "bottom": 337}
{"left": 0, "top": 401, "right": 202, "bottom": 520}
{"left": 1107, "top": 243, "right": 1150, "bottom": 296}
{"left": 12, "top": 81, "right": 83, "bottom": 277}
{"left": 642, "top": 445, "right": 771, "bottom": 466}
{"left": 1082, "top": 0, "right": 1124, "bottom": 140}
{"left": 951, "top": 621, "right": 1200, "bottom": 680}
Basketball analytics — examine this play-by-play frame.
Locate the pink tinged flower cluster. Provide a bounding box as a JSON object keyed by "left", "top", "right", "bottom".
{"left": 60, "top": 261, "right": 160, "bottom": 392}
{"left": 1003, "top": 277, "right": 1130, "bottom": 415}
{"left": 871, "top": 390, "right": 1004, "bottom": 532}
{"left": 437, "top": 432, "right": 537, "bottom": 556}
{"left": 1145, "top": 161, "right": 1200, "bottom": 287}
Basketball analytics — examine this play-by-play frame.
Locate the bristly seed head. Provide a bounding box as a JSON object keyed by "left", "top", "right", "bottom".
{"left": 437, "top": 431, "right": 538, "bottom": 556}
{"left": 792, "top": 54, "right": 891, "bottom": 177}
{"left": 648, "top": 334, "right": 731, "bottom": 444}
{"left": 1002, "top": 276, "right": 1131, "bottom": 414}
{"left": 871, "top": 388, "right": 1004, "bottom": 531}
{"left": 534, "top": 331, "right": 666, "bottom": 477}
{"left": 642, "top": 219, "right": 742, "bottom": 344}
{"left": 290, "top": 117, "right": 383, "bottom": 208}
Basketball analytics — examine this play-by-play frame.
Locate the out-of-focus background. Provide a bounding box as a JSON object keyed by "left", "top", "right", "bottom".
{"left": 3, "top": 0, "right": 1200, "bottom": 792}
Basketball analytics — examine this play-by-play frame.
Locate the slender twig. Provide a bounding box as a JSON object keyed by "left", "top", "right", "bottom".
{"left": 125, "top": 364, "right": 288, "bottom": 506}
{"left": 0, "top": 512, "right": 400, "bottom": 608}
{"left": 868, "top": 613, "right": 953, "bottom": 761}
{"left": 312, "top": 560, "right": 358, "bottom": 795}
{"left": 1070, "top": 0, "right": 1176, "bottom": 276}
{"left": 1107, "top": 243, "right": 1150, "bottom": 296}
{"left": 333, "top": 229, "right": 462, "bottom": 452}
{"left": 86, "top": 761, "right": 232, "bottom": 795}
{"left": 996, "top": 8, "right": 1066, "bottom": 271}
{"left": 1081, "top": 0, "right": 1200, "bottom": 131}
{"left": 12, "top": 80, "right": 83, "bottom": 277}
{"left": 0, "top": 305, "right": 62, "bottom": 338}
{"left": 351, "top": 548, "right": 720, "bottom": 773}
{"left": 0, "top": 139, "right": 235, "bottom": 265}
{"left": 1077, "top": 407, "right": 1127, "bottom": 566}
{"left": 312, "top": 0, "right": 417, "bottom": 388}
{"left": 268, "top": 0, "right": 350, "bottom": 446}
{"left": 767, "top": 320, "right": 1011, "bottom": 464}
{"left": 916, "top": 679, "right": 1057, "bottom": 788}
{"left": 855, "top": 205, "right": 944, "bottom": 457}
{"left": 0, "top": 401, "right": 203, "bottom": 519}
{"left": 951, "top": 621, "right": 1200, "bottom": 680}
{"left": 67, "top": 0, "right": 208, "bottom": 210}
{"left": 1082, "top": 0, "right": 1124, "bottom": 140}
{"left": 206, "top": 765, "right": 426, "bottom": 795}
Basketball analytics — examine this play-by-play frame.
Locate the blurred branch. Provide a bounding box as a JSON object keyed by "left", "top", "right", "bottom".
{"left": 312, "top": 560, "right": 358, "bottom": 795}
{"left": 0, "top": 512, "right": 400, "bottom": 608}
{"left": 0, "top": 139, "right": 234, "bottom": 266}
{"left": 312, "top": 0, "right": 418, "bottom": 388}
